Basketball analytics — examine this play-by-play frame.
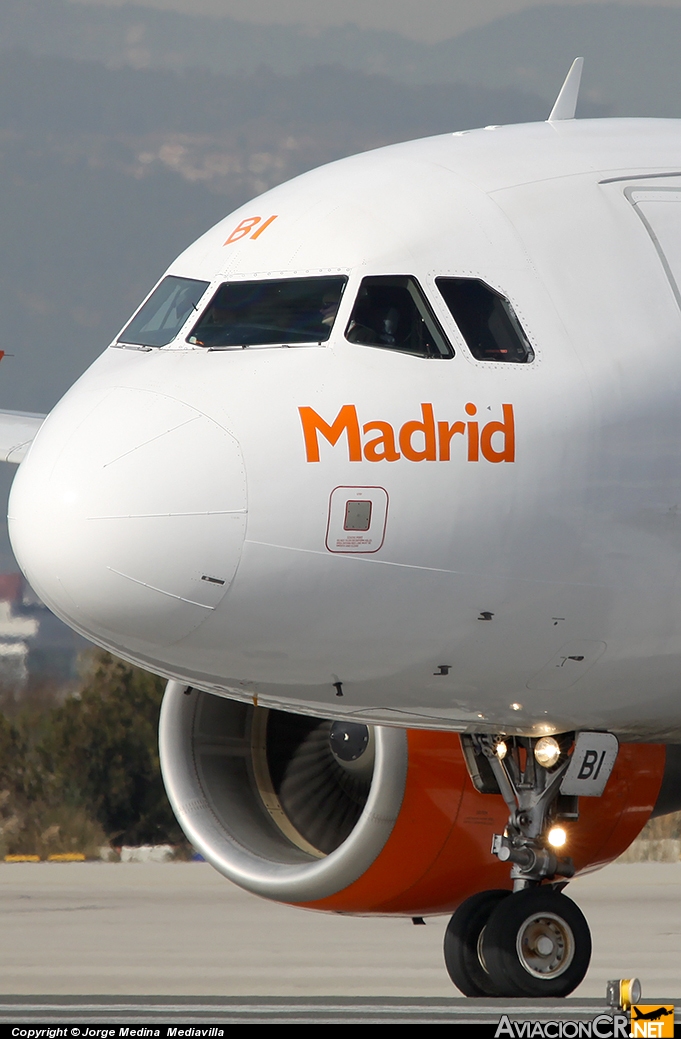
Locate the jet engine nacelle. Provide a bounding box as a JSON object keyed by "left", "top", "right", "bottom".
{"left": 159, "top": 682, "right": 667, "bottom": 915}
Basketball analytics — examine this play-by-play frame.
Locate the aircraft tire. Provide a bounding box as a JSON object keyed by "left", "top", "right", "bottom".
{"left": 482, "top": 887, "right": 592, "bottom": 998}
{"left": 443, "top": 889, "right": 512, "bottom": 996}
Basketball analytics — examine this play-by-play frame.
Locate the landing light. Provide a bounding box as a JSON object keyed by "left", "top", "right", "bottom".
{"left": 495, "top": 741, "right": 508, "bottom": 760}
{"left": 534, "top": 736, "right": 561, "bottom": 768}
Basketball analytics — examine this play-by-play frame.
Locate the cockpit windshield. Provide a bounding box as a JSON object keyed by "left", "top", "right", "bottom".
{"left": 345, "top": 276, "right": 453, "bottom": 359}
{"left": 436, "top": 278, "right": 535, "bottom": 363}
{"left": 187, "top": 276, "right": 347, "bottom": 348}
{"left": 118, "top": 275, "right": 209, "bottom": 348}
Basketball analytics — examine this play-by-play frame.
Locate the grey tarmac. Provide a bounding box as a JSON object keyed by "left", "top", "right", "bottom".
{"left": 0, "top": 861, "right": 677, "bottom": 1015}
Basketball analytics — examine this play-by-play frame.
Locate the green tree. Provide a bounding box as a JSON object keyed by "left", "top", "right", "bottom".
{"left": 41, "top": 651, "right": 184, "bottom": 846}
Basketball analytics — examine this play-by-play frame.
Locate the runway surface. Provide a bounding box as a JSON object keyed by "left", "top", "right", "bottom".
{"left": 0, "top": 860, "right": 678, "bottom": 1004}
{"left": 0, "top": 995, "right": 675, "bottom": 1025}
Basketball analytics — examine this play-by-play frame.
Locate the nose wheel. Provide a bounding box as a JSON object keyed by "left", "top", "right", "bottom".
{"left": 445, "top": 886, "right": 591, "bottom": 997}
{"left": 484, "top": 886, "right": 591, "bottom": 996}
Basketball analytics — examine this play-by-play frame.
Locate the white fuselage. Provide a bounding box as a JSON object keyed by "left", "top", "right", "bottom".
{"left": 10, "top": 118, "right": 681, "bottom": 739}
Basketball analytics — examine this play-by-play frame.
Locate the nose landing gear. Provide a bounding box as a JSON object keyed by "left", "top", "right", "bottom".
{"left": 445, "top": 733, "right": 601, "bottom": 998}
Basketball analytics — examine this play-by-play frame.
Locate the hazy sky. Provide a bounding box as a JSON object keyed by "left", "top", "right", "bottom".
{"left": 70, "top": 0, "right": 681, "bottom": 42}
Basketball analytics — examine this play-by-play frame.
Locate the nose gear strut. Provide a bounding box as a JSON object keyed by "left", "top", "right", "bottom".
{"left": 478, "top": 734, "right": 575, "bottom": 889}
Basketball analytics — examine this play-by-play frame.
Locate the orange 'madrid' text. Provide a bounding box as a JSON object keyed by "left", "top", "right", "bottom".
{"left": 298, "top": 403, "right": 515, "bottom": 463}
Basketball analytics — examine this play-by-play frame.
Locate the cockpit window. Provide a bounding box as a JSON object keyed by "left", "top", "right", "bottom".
{"left": 436, "top": 278, "right": 535, "bottom": 363}
{"left": 187, "top": 276, "right": 347, "bottom": 348}
{"left": 345, "top": 276, "right": 453, "bottom": 359}
{"left": 118, "top": 275, "right": 209, "bottom": 348}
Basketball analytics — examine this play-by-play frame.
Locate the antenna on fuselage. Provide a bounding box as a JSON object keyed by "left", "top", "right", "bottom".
{"left": 548, "top": 57, "right": 584, "bottom": 122}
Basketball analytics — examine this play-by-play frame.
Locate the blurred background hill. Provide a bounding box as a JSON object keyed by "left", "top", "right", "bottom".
{"left": 1, "top": 1, "right": 680, "bottom": 115}
{"left": 0, "top": 0, "right": 677, "bottom": 156}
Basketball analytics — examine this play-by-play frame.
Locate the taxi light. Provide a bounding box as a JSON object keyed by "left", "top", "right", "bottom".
{"left": 547, "top": 825, "right": 567, "bottom": 848}
{"left": 495, "top": 741, "right": 508, "bottom": 760}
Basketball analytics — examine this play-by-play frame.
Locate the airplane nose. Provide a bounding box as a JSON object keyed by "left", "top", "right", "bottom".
{"left": 8, "top": 387, "right": 247, "bottom": 651}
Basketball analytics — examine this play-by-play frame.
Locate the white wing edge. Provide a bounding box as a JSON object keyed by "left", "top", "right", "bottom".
{"left": 0, "top": 410, "right": 46, "bottom": 464}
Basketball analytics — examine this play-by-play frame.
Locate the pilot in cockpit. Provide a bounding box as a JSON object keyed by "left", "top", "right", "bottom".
{"left": 346, "top": 290, "right": 403, "bottom": 347}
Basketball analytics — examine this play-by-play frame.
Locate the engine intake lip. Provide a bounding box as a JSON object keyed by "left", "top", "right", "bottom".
{"left": 159, "top": 681, "right": 408, "bottom": 903}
